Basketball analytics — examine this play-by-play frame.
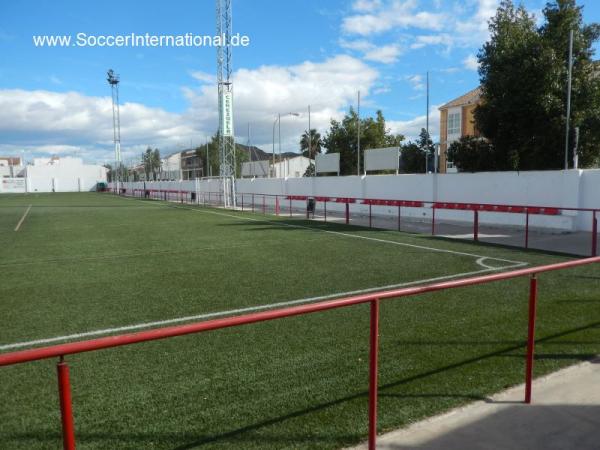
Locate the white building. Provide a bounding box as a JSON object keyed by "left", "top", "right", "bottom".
{"left": 160, "top": 152, "right": 182, "bottom": 180}
{"left": 26, "top": 157, "right": 107, "bottom": 192}
{"left": 272, "top": 156, "right": 313, "bottom": 178}
{"left": 0, "top": 156, "right": 25, "bottom": 178}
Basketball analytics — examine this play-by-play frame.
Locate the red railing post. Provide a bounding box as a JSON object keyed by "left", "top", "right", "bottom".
{"left": 474, "top": 210, "right": 479, "bottom": 242}
{"left": 525, "top": 210, "right": 530, "bottom": 249}
{"left": 57, "top": 357, "right": 76, "bottom": 450}
{"left": 345, "top": 203, "right": 350, "bottom": 225}
{"left": 324, "top": 201, "right": 327, "bottom": 222}
{"left": 369, "top": 204, "right": 372, "bottom": 228}
{"left": 525, "top": 274, "right": 538, "bottom": 404}
{"left": 252, "top": 194, "right": 255, "bottom": 212}
{"left": 398, "top": 205, "right": 401, "bottom": 231}
{"left": 431, "top": 205, "right": 436, "bottom": 235}
{"left": 368, "top": 299, "right": 380, "bottom": 450}
{"left": 241, "top": 194, "right": 244, "bottom": 211}
{"left": 289, "top": 198, "right": 292, "bottom": 217}
{"left": 276, "top": 196, "right": 280, "bottom": 216}
{"left": 592, "top": 211, "right": 598, "bottom": 257}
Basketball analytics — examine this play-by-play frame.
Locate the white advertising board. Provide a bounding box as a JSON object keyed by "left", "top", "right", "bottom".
{"left": 364, "top": 147, "right": 400, "bottom": 173}
{"left": 241, "top": 160, "right": 269, "bottom": 177}
{"left": 315, "top": 153, "right": 340, "bottom": 175}
{"left": 1, "top": 178, "right": 26, "bottom": 193}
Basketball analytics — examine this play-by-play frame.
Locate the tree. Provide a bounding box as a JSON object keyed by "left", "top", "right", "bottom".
{"left": 302, "top": 163, "right": 315, "bottom": 177}
{"left": 322, "top": 108, "right": 404, "bottom": 175}
{"left": 142, "top": 147, "right": 161, "bottom": 180}
{"left": 400, "top": 142, "right": 426, "bottom": 173}
{"left": 300, "top": 129, "right": 322, "bottom": 158}
{"left": 447, "top": 136, "right": 498, "bottom": 172}
{"left": 418, "top": 128, "right": 436, "bottom": 171}
{"left": 475, "top": 0, "right": 600, "bottom": 170}
{"left": 195, "top": 133, "right": 249, "bottom": 178}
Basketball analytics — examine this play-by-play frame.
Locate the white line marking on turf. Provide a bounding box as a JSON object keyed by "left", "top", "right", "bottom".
{"left": 14, "top": 205, "right": 32, "bottom": 232}
{"left": 0, "top": 198, "right": 528, "bottom": 352}
{"left": 167, "top": 204, "right": 528, "bottom": 271}
{"left": 0, "top": 266, "right": 505, "bottom": 352}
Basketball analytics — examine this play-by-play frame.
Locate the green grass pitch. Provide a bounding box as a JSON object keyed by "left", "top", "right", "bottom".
{"left": 0, "top": 192, "right": 599, "bottom": 449}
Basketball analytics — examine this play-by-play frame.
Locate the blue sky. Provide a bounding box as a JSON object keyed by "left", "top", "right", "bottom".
{"left": 1, "top": 0, "right": 599, "bottom": 164}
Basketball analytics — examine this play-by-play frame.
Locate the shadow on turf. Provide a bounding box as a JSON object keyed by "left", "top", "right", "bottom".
{"left": 212, "top": 214, "right": 592, "bottom": 258}
{"left": 4, "top": 322, "right": 598, "bottom": 449}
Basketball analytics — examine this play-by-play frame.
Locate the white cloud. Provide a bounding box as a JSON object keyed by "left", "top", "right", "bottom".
{"left": 343, "top": 0, "right": 500, "bottom": 55}
{"left": 410, "top": 34, "right": 449, "bottom": 49}
{"left": 463, "top": 54, "right": 479, "bottom": 71}
{"left": 0, "top": 89, "right": 198, "bottom": 163}
{"left": 184, "top": 55, "right": 378, "bottom": 151}
{"left": 364, "top": 44, "right": 402, "bottom": 63}
{"left": 339, "top": 39, "right": 374, "bottom": 52}
{"left": 190, "top": 70, "right": 216, "bottom": 84}
{"left": 342, "top": 0, "right": 446, "bottom": 36}
{"left": 407, "top": 74, "right": 425, "bottom": 91}
{"left": 340, "top": 39, "right": 402, "bottom": 64}
{"left": 352, "top": 0, "right": 382, "bottom": 12}
{"left": 388, "top": 105, "right": 442, "bottom": 141}
{"left": 0, "top": 55, "right": 379, "bottom": 161}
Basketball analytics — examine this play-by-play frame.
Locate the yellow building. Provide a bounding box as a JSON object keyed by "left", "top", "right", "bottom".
{"left": 438, "top": 87, "right": 482, "bottom": 173}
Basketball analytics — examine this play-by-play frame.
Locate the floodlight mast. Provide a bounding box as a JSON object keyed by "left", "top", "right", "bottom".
{"left": 216, "top": 0, "right": 236, "bottom": 207}
{"left": 107, "top": 69, "right": 122, "bottom": 192}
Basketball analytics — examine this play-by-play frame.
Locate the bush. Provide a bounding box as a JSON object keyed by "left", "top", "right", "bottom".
{"left": 447, "top": 136, "right": 497, "bottom": 172}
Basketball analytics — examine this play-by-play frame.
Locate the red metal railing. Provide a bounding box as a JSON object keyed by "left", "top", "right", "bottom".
{"left": 116, "top": 188, "right": 599, "bottom": 257}
{"left": 1, "top": 256, "right": 599, "bottom": 450}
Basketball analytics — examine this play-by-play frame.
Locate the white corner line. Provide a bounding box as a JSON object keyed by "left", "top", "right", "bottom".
{"left": 14, "top": 205, "right": 32, "bottom": 232}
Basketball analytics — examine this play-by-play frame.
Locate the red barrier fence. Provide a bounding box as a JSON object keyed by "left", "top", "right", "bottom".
{"left": 2, "top": 256, "right": 599, "bottom": 450}
{"left": 115, "top": 188, "right": 600, "bottom": 257}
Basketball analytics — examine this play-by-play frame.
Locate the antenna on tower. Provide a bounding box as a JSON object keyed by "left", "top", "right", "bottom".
{"left": 216, "top": 0, "right": 236, "bottom": 207}
{"left": 107, "top": 69, "right": 122, "bottom": 192}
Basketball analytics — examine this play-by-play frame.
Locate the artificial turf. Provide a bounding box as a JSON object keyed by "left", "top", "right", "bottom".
{"left": 0, "top": 192, "right": 598, "bottom": 449}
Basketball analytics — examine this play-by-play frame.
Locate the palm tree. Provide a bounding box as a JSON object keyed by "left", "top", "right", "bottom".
{"left": 300, "top": 129, "right": 322, "bottom": 159}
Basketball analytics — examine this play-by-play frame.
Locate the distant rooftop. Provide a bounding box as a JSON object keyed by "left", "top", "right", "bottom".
{"left": 0, "top": 156, "right": 22, "bottom": 165}
{"left": 439, "top": 86, "right": 482, "bottom": 110}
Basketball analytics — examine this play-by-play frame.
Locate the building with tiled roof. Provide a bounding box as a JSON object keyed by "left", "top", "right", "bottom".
{"left": 438, "top": 87, "right": 482, "bottom": 173}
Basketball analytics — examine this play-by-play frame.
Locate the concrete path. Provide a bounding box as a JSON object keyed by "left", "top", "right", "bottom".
{"left": 350, "top": 358, "right": 600, "bottom": 450}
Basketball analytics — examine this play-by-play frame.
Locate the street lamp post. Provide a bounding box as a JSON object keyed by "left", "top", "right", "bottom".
{"left": 272, "top": 112, "right": 300, "bottom": 178}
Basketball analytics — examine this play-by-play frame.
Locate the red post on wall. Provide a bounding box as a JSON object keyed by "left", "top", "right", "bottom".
{"left": 289, "top": 198, "right": 292, "bottom": 217}
{"left": 252, "top": 194, "right": 255, "bottom": 212}
{"left": 368, "top": 299, "right": 380, "bottom": 450}
{"left": 592, "top": 212, "right": 598, "bottom": 257}
{"left": 369, "top": 204, "right": 372, "bottom": 228}
{"left": 345, "top": 203, "right": 350, "bottom": 224}
{"left": 324, "top": 201, "right": 327, "bottom": 222}
{"left": 275, "top": 196, "right": 280, "bottom": 216}
{"left": 241, "top": 194, "right": 244, "bottom": 211}
{"left": 524, "top": 274, "right": 538, "bottom": 404}
{"left": 57, "top": 358, "right": 76, "bottom": 450}
{"left": 474, "top": 210, "right": 479, "bottom": 242}
{"left": 398, "top": 206, "right": 401, "bottom": 231}
{"left": 431, "top": 206, "right": 436, "bottom": 235}
{"left": 525, "top": 210, "right": 530, "bottom": 249}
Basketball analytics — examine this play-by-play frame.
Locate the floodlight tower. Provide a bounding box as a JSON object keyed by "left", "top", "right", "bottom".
{"left": 107, "top": 69, "right": 122, "bottom": 192}
{"left": 216, "top": 0, "right": 236, "bottom": 207}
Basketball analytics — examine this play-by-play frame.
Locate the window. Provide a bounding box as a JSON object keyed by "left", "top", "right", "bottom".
{"left": 447, "top": 112, "right": 461, "bottom": 135}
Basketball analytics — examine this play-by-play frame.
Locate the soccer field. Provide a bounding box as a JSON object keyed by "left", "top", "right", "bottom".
{"left": 1, "top": 192, "right": 599, "bottom": 449}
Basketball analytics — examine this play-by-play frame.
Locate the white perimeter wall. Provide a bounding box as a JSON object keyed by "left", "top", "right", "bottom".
{"left": 26, "top": 163, "right": 107, "bottom": 193}
{"left": 118, "top": 169, "right": 600, "bottom": 232}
